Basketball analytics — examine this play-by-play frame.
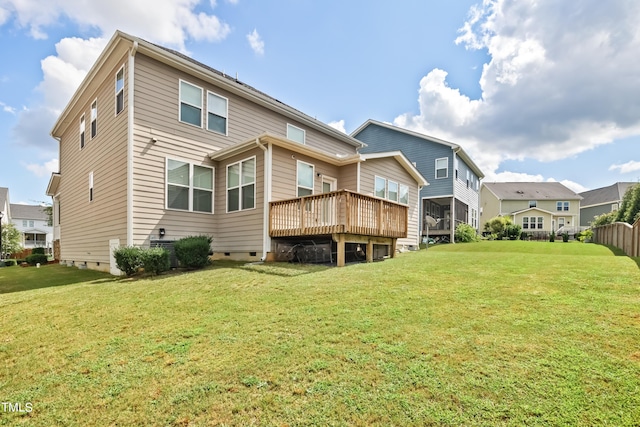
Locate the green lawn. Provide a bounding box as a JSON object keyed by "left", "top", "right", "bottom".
{"left": 1, "top": 241, "right": 639, "bottom": 426}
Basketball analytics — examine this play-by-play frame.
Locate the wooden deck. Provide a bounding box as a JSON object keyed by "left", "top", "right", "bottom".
{"left": 269, "top": 190, "right": 408, "bottom": 238}
{"left": 269, "top": 190, "right": 408, "bottom": 266}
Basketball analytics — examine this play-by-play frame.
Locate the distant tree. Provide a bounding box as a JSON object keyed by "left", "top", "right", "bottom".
{"left": 484, "top": 216, "right": 513, "bottom": 239}
{"left": 34, "top": 201, "right": 53, "bottom": 227}
{"left": 1, "top": 223, "right": 22, "bottom": 257}
{"left": 615, "top": 184, "right": 640, "bottom": 224}
{"left": 592, "top": 211, "right": 616, "bottom": 227}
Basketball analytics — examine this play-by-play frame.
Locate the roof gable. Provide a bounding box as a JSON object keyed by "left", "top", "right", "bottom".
{"left": 483, "top": 182, "right": 582, "bottom": 201}
{"left": 351, "top": 119, "right": 484, "bottom": 179}
{"left": 579, "top": 182, "right": 637, "bottom": 207}
{"left": 10, "top": 204, "right": 49, "bottom": 221}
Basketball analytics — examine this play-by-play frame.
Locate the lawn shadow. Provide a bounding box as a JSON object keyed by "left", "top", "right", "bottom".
{"left": 237, "top": 261, "right": 331, "bottom": 278}
{"left": 0, "top": 264, "right": 117, "bottom": 295}
{"left": 601, "top": 244, "right": 640, "bottom": 269}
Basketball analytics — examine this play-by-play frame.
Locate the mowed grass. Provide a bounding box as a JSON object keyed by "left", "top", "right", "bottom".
{"left": 1, "top": 241, "right": 639, "bottom": 426}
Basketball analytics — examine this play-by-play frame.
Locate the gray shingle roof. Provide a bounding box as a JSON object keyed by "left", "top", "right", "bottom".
{"left": 483, "top": 182, "right": 582, "bottom": 200}
{"left": 9, "top": 204, "right": 49, "bottom": 220}
{"left": 579, "top": 182, "right": 637, "bottom": 207}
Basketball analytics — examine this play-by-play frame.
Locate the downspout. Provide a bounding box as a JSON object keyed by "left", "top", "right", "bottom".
{"left": 255, "top": 138, "right": 271, "bottom": 261}
{"left": 127, "top": 41, "right": 138, "bottom": 246}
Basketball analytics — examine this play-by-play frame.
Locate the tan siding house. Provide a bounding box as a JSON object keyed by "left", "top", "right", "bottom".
{"left": 48, "top": 31, "right": 427, "bottom": 273}
{"left": 480, "top": 182, "right": 582, "bottom": 234}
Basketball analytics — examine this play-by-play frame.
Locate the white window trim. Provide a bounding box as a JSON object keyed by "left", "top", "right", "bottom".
{"left": 296, "top": 160, "right": 315, "bottom": 197}
{"left": 206, "top": 90, "right": 229, "bottom": 136}
{"left": 79, "top": 114, "right": 85, "bottom": 149}
{"left": 226, "top": 156, "right": 257, "bottom": 213}
{"left": 399, "top": 183, "right": 409, "bottom": 205}
{"left": 435, "top": 157, "right": 448, "bottom": 179}
{"left": 115, "top": 65, "right": 125, "bottom": 116}
{"left": 90, "top": 99, "right": 98, "bottom": 139}
{"left": 374, "top": 175, "right": 387, "bottom": 199}
{"left": 287, "top": 123, "right": 306, "bottom": 144}
{"left": 165, "top": 158, "right": 215, "bottom": 214}
{"left": 388, "top": 180, "right": 399, "bottom": 202}
{"left": 89, "top": 171, "right": 94, "bottom": 202}
{"left": 179, "top": 79, "right": 203, "bottom": 128}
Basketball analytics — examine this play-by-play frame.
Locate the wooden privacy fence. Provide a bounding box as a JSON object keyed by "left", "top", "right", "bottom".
{"left": 269, "top": 190, "right": 408, "bottom": 239}
{"left": 592, "top": 218, "right": 640, "bottom": 257}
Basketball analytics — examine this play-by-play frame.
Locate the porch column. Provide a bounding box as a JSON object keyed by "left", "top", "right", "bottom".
{"left": 336, "top": 234, "right": 346, "bottom": 267}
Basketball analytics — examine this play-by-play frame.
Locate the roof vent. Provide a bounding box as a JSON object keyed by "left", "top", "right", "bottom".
{"left": 516, "top": 190, "right": 524, "bottom": 194}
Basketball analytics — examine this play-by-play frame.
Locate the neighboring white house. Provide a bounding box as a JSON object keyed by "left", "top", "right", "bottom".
{"left": 10, "top": 204, "right": 53, "bottom": 252}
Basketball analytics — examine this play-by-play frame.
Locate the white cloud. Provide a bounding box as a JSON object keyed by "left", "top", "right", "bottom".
{"left": 1, "top": 101, "right": 15, "bottom": 114}
{"left": 609, "top": 160, "right": 640, "bottom": 174}
{"left": 24, "top": 158, "right": 59, "bottom": 177}
{"left": 327, "top": 119, "right": 346, "bottom": 133}
{"left": 1, "top": 0, "right": 231, "bottom": 50}
{"left": 247, "top": 28, "right": 264, "bottom": 56}
{"left": 396, "top": 0, "right": 640, "bottom": 183}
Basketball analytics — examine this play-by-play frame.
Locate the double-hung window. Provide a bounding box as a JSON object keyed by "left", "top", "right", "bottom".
{"left": 435, "top": 158, "right": 448, "bottom": 179}
{"left": 287, "top": 124, "right": 306, "bottom": 144}
{"left": 207, "top": 91, "right": 228, "bottom": 134}
{"left": 523, "top": 217, "right": 529, "bottom": 229}
{"left": 388, "top": 181, "right": 399, "bottom": 202}
{"left": 375, "top": 176, "right": 386, "bottom": 198}
{"left": 297, "top": 161, "right": 314, "bottom": 197}
{"left": 537, "top": 217, "right": 543, "bottom": 229}
{"left": 80, "top": 115, "right": 85, "bottom": 149}
{"left": 115, "top": 66, "right": 124, "bottom": 115}
{"left": 90, "top": 100, "right": 98, "bottom": 138}
{"left": 167, "top": 159, "right": 214, "bottom": 213}
{"left": 557, "top": 201, "right": 569, "bottom": 211}
{"left": 399, "top": 184, "right": 409, "bottom": 205}
{"left": 529, "top": 200, "right": 537, "bottom": 208}
{"left": 179, "top": 80, "right": 203, "bottom": 127}
{"left": 227, "top": 157, "right": 255, "bottom": 212}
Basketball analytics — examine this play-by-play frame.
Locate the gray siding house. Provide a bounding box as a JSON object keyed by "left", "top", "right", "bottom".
{"left": 46, "top": 31, "right": 426, "bottom": 273}
{"left": 352, "top": 120, "right": 484, "bottom": 242}
{"left": 579, "top": 182, "right": 637, "bottom": 226}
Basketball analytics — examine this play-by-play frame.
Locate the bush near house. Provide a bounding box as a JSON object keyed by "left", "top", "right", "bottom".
{"left": 114, "top": 246, "right": 171, "bottom": 277}
{"left": 32, "top": 247, "right": 46, "bottom": 255}
{"left": 454, "top": 223, "right": 480, "bottom": 242}
{"left": 25, "top": 254, "right": 48, "bottom": 266}
{"left": 174, "top": 235, "right": 213, "bottom": 269}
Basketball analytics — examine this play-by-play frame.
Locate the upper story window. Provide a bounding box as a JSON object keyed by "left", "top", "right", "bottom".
{"left": 388, "top": 181, "right": 399, "bottom": 202}
{"left": 529, "top": 200, "right": 537, "bottom": 208}
{"left": 89, "top": 171, "right": 94, "bottom": 202}
{"left": 115, "top": 66, "right": 124, "bottom": 115}
{"left": 227, "top": 157, "right": 255, "bottom": 212}
{"left": 399, "top": 184, "right": 409, "bottom": 205}
{"left": 287, "top": 124, "right": 306, "bottom": 144}
{"left": 90, "top": 100, "right": 98, "bottom": 138}
{"left": 207, "top": 91, "right": 228, "bottom": 135}
{"left": 557, "top": 201, "right": 569, "bottom": 211}
{"left": 375, "top": 176, "right": 386, "bottom": 198}
{"left": 179, "top": 80, "right": 203, "bottom": 127}
{"left": 297, "top": 161, "right": 314, "bottom": 197}
{"left": 435, "top": 158, "right": 448, "bottom": 179}
{"left": 167, "top": 159, "right": 214, "bottom": 213}
{"left": 80, "top": 115, "right": 85, "bottom": 149}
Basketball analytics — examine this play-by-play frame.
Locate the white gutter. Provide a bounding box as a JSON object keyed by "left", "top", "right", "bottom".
{"left": 127, "top": 41, "right": 138, "bottom": 246}
{"left": 254, "top": 138, "right": 271, "bottom": 261}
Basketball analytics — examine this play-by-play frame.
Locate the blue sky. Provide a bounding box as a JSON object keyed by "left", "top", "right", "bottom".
{"left": 1, "top": 0, "right": 639, "bottom": 205}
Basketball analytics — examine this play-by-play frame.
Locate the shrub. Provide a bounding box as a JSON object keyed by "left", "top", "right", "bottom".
{"left": 4, "top": 259, "right": 17, "bottom": 266}
{"left": 484, "top": 216, "right": 515, "bottom": 240}
{"left": 549, "top": 231, "right": 555, "bottom": 242}
{"left": 140, "top": 247, "right": 170, "bottom": 276}
{"left": 113, "top": 246, "right": 142, "bottom": 276}
{"left": 578, "top": 229, "right": 593, "bottom": 243}
{"left": 455, "top": 223, "right": 479, "bottom": 242}
{"left": 504, "top": 224, "right": 522, "bottom": 240}
{"left": 562, "top": 233, "right": 570, "bottom": 242}
{"left": 32, "top": 247, "right": 46, "bottom": 255}
{"left": 174, "top": 235, "right": 212, "bottom": 269}
{"left": 26, "top": 254, "right": 48, "bottom": 266}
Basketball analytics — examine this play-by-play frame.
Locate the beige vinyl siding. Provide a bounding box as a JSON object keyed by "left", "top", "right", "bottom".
{"left": 513, "top": 209, "right": 554, "bottom": 232}
{"left": 133, "top": 54, "right": 357, "bottom": 157}
{"left": 214, "top": 147, "right": 264, "bottom": 254}
{"left": 270, "top": 146, "right": 341, "bottom": 201}
{"left": 338, "top": 163, "right": 358, "bottom": 192}
{"left": 479, "top": 186, "right": 501, "bottom": 226}
{"left": 130, "top": 129, "right": 217, "bottom": 246}
{"left": 359, "top": 157, "right": 420, "bottom": 247}
{"left": 57, "top": 53, "right": 129, "bottom": 271}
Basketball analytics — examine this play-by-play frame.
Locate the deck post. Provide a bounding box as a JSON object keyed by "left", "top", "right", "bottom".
{"left": 390, "top": 238, "right": 397, "bottom": 259}
{"left": 366, "top": 240, "right": 373, "bottom": 263}
{"left": 336, "top": 234, "right": 346, "bottom": 267}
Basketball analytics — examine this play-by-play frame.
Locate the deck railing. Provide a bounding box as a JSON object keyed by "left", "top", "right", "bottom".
{"left": 269, "top": 190, "right": 408, "bottom": 238}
